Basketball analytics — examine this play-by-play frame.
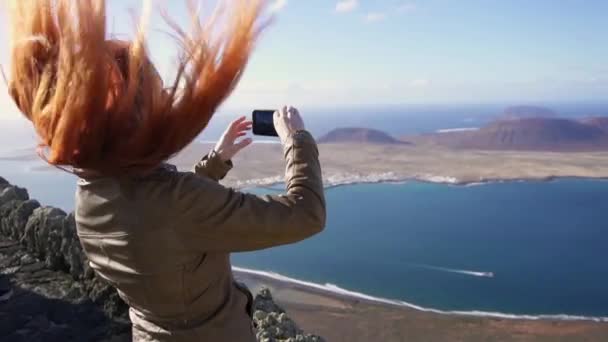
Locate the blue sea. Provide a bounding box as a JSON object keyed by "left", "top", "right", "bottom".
{"left": 235, "top": 181, "right": 608, "bottom": 319}
{"left": 2, "top": 104, "right": 608, "bottom": 320}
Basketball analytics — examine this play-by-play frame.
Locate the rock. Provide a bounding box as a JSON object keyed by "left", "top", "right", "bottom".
{"left": 20, "top": 254, "right": 35, "bottom": 264}
{"left": 277, "top": 313, "right": 299, "bottom": 337}
{"left": 252, "top": 287, "right": 325, "bottom": 342}
{"left": 254, "top": 310, "right": 268, "bottom": 321}
{"left": 0, "top": 176, "right": 8, "bottom": 190}
{"left": 61, "top": 213, "right": 85, "bottom": 279}
{"left": 254, "top": 287, "right": 286, "bottom": 314}
{"left": 87, "top": 278, "right": 128, "bottom": 318}
{"left": 2, "top": 199, "right": 40, "bottom": 241}
{"left": 0, "top": 186, "right": 29, "bottom": 207}
{"left": 0, "top": 200, "right": 19, "bottom": 237}
{"left": 22, "top": 207, "right": 67, "bottom": 271}
{"left": 0, "top": 234, "right": 131, "bottom": 341}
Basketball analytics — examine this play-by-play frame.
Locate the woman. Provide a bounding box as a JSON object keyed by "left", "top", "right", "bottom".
{"left": 7, "top": 1, "right": 325, "bottom": 341}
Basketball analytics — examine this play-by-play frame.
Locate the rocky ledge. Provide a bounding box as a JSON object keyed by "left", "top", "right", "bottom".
{"left": 0, "top": 176, "right": 324, "bottom": 342}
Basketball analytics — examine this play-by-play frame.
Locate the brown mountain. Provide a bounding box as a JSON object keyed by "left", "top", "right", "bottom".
{"left": 427, "top": 117, "right": 608, "bottom": 151}
{"left": 318, "top": 128, "right": 408, "bottom": 144}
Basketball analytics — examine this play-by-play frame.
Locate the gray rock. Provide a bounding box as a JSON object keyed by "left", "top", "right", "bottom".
{"left": 0, "top": 186, "right": 29, "bottom": 207}
{"left": 0, "top": 233, "right": 131, "bottom": 341}
{"left": 4, "top": 200, "right": 40, "bottom": 240}
{"left": 0, "top": 176, "right": 8, "bottom": 190}
{"left": 61, "top": 213, "right": 85, "bottom": 279}
{"left": 20, "top": 253, "right": 35, "bottom": 264}
{"left": 254, "top": 287, "right": 286, "bottom": 314}
{"left": 0, "top": 200, "right": 19, "bottom": 237}
{"left": 254, "top": 310, "right": 268, "bottom": 321}
{"left": 252, "top": 287, "right": 325, "bottom": 342}
{"left": 86, "top": 278, "right": 128, "bottom": 318}
{"left": 22, "top": 207, "right": 67, "bottom": 270}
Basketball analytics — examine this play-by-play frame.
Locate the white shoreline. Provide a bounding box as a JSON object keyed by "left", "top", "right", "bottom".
{"left": 234, "top": 172, "right": 608, "bottom": 190}
{"left": 233, "top": 266, "right": 608, "bottom": 323}
{"left": 436, "top": 127, "right": 480, "bottom": 133}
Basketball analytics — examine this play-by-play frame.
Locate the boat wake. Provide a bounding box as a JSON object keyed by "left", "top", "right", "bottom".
{"left": 411, "top": 263, "right": 494, "bottom": 278}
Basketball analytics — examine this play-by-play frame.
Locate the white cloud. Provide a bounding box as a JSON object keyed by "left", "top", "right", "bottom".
{"left": 335, "top": 0, "right": 358, "bottom": 13}
{"left": 409, "top": 79, "right": 430, "bottom": 88}
{"left": 365, "top": 12, "right": 386, "bottom": 23}
{"left": 270, "top": 0, "right": 288, "bottom": 13}
{"left": 398, "top": 3, "right": 417, "bottom": 13}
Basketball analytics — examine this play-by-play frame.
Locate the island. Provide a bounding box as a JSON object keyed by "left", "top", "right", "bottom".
{"left": 318, "top": 127, "right": 410, "bottom": 145}
{"left": 170, "top": 119, "right": 608, "bottom": 189}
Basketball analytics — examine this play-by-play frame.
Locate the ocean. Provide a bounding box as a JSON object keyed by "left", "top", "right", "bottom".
{"left": 235, "top": 181, "right": 608, "bottom": 319}
{"left": 2, "top": 104, "right": 608, "bottom": 320}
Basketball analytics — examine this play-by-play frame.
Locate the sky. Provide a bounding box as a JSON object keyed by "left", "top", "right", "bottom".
{"left": 0, "top": 0, "right": 607, "bottom": 121}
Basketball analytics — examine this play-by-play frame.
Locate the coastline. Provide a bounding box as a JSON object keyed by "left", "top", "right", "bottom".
{"left": 5, "top": 158, "right": 608, "bottom": 189}
{"left": 235, "top": 267, "right": 608, "bottom": 342}
{"left": 6, "top": 141, "right": 608, "bottom": 190}
{"left": 235, "top": 172, "right": 608, "bottom": 191}
{"left": 233, "top": 266, "right": 608, "bottom": 323}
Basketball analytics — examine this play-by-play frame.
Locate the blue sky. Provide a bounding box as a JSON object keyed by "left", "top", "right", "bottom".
{"left": 1, "top": 0, "right": 607, "bottom": 120}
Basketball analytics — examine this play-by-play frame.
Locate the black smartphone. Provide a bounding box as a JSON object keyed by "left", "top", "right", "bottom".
{"left": 252, "top": 110, "right": 278, "bottom": 137}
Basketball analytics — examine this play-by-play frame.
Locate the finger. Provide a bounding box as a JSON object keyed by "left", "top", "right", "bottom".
{"left": 234, "top": 126, "right": 252, "bottom": 137}
{"left": 236, "top": 120, "right": 253, "bottom": 131}
{"left": 229, "top": 116, "right": 247, "bottom": 131}
{"left": 235, "top": 137, "right": 253, "bottom": 150}
{"left": 237, "top": 131, "right": 247, "bottom": 137}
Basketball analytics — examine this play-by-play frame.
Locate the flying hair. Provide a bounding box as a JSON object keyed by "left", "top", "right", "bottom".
{"left": 7, "top": 0, "right": 268, "bottom": 175}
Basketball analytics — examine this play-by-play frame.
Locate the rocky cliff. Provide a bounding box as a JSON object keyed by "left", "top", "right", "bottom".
{"left": 0, "top": 177, "right": 324, "bottom": 342}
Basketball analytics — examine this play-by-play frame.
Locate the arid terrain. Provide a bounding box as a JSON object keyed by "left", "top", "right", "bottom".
{"left": 171, "top": 140, "right": 608, "bottom": 189}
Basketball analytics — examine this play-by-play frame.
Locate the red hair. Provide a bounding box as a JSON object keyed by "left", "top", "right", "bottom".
{"left": 7, "top": 0, "right": 267, "bottom": 174}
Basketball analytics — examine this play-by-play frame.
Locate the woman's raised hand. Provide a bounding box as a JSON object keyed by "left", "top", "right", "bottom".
{"left": 274, "top": 106, "right": 305, "bottom": 145}
{"left": 214, "top": 116, "right": 253, "bottom": 162}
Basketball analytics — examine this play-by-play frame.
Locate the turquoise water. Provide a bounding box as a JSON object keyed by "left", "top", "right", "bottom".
{"left": 234, "top": 180, "right": 608, "bottom": 318}
{"left": 2, "top": 160, "right": 608, "bottom": 317}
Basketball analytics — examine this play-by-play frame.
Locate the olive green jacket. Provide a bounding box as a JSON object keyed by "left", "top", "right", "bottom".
{"left": 75, "top": 131, "right": 326, "bottom": 341}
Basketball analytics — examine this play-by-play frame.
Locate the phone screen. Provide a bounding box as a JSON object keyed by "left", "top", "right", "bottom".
{"left": 252, "top": 110, "right": 278, "bottom": 137}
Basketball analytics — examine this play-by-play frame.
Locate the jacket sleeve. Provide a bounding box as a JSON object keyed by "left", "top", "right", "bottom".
{"left": 173, "top": 130, "right": 326, "bottom": 253}
{"left": 192, "top": 150, "right": 233, "bottom": 182}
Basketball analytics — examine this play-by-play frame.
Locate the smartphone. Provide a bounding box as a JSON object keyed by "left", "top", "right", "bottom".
{"left": 252, "top": 110, "right": 278, "bottom": 137}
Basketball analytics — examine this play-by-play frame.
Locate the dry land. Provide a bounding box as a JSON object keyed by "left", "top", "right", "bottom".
{"left": 6, "top": 142, "right": 608, "bottom": 187}
{"left": 171, "top": 141, "right": 608, "bottom": 188}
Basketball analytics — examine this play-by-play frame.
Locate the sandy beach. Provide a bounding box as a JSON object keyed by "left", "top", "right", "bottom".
{"left": 234, "top": 268, "right": 608, "bottom": 342}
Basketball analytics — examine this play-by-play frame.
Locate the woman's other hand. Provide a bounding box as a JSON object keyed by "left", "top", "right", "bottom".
{"left": 214, "top": 116, "right": 253, "bottom": 162}
{"left": 274, "top": 106, "right": 305, "bottom": 145}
